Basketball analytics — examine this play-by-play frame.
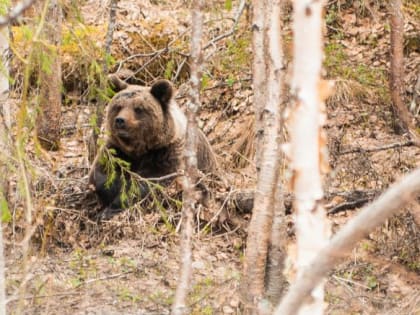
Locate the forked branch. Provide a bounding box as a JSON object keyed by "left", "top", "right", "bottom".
{"left": 274, "top": 168, "right": 420, "bottom": 315}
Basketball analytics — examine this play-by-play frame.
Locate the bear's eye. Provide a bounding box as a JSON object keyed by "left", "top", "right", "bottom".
{"left": 134, "top": 107, "right": 144, "bottom": 115}
{"left": 113, "top": 105, "right": 122, "bottom": 112}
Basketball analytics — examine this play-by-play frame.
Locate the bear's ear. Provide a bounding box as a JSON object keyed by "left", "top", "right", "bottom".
{"left": 108, "top": 74, "right": 129, "bottom": 92}
{"left": 150, "top": 80, "right": 173, "bottom": 109}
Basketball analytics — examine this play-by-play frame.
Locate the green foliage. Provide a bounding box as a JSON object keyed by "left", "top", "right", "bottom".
{"left": 324, "top": 39, "right": 388, "bottom": 102}
{"left": 224, "top": 0, "right": 232, "bottom": 11}
{"left": 38, "top": 46, "right": 56, "bottom": 76}
{"left": 0, "top": 193, "right": 11, "bottom": 223}
{"left": 98, "top": 147, "right": 131, "bottom": 208}
{"left": 211, "top": 31, "right": 252, "bottom": 84}
{"left": 164, "top": 60, "right": 175, "bottom": 80}
{"left": 201, "top": 73, "right": 210, "bottom": 90}
{"left": 118, "top": 287, "right": 142, "bottom": 303}
{"left": 225, "top": 76, "right": 235, "bottom": 87}
{"left": 13, "top": 22, "right": 111, "bottom": 101}
{"left": 149, "top": 290, "right": 173, "bottom": 306}
{"left": 225, "top": 35, "right": 251, "bottom": 70}
{"left": 0, "top": 0, "right": 10, "bottom": 16}
{"left": 68, "top": 248, "right": 98, "bottom": 287}
{"left": 404, "top": 0, "right": 420, "bottom": 19}
{"left": 97, "top": 146, "right": 180, "bottom": 218}
{"left": 365, "top": 275, "right": 378, "bottom": 290}
{"left": 201, "top": 306, "right": 214, "bottom": 315}
{"left": 325, "top": 4, "right": 343, "bottom": 33}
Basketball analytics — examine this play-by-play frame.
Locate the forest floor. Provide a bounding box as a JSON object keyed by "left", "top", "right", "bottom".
{"left": 4, "top": 0, "right": 420, "bottom": 314}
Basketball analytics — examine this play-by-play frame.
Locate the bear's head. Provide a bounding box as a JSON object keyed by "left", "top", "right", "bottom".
{"left": 106, "top": 75, "right": 185, "bottom": 157}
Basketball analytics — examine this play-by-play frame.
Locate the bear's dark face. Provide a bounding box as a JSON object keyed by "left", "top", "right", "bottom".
{"left": 106, "top": 79, "right": 175, "bottom": 157}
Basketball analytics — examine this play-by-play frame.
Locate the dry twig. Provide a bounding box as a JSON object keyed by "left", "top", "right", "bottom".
{"left": 339, "top": 140, "right": 414, "bottom": 155}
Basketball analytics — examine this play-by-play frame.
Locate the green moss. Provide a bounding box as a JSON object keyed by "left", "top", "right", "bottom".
{"left": 324, "top": 39, "right": 389, "bottom": 103}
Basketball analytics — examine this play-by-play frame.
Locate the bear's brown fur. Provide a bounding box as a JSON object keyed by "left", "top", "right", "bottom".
{"left": 89, "top": 74, "right": 218, "bottom": 217}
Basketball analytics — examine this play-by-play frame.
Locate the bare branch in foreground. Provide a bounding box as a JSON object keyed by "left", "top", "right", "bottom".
{"left": 274, "top": 168, "right": 420, "bottom": 315}
{"left": 0, "top": 0, "right": 37, "bottom": 26}
{"left": 171, "top": 1, "right": 204, "bottom": 314}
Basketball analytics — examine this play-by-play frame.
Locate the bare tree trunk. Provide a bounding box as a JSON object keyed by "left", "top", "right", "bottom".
{"left": 0, "top": 26, "right": 10, "bottom": 195}
{"left": 274, "top": 168, "right": 420, "bottom": 315}
{"left": 265, "top": 179, "right": 288, "bottom": 303}
{"left": 0, "top": 25, "right": 9, "bottom": 315}
{"left": 252, "top": 0, "right": 267, "bottom": 171}
{"left": 242, "top": 0, "right": 284, "bottom": 313}
{"left": 389, "top": 0, "right": 420, "bottom": 144}
{"left": 288, "top": 0, "right": 330, "bottom": 313}
{"left": 36, "top": 0, "right": 62, "bottom": 151}
{"left": 171, "top": 1, "right": 204, "bottom": 314}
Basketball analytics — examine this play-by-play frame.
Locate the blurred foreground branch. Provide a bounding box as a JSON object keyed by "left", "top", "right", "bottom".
{"left": 274, "top": 168, "right": 420, "bottom": 315}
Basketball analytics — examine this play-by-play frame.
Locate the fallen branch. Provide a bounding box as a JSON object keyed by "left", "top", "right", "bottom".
{"left": 228, "top": 189, "right": 379, "bottom": 215}
{"left": 75, "top": 271, "right": 133, "bottom": 288}
{"left": 273, "top": 168, "right": 420, "bottom": 315}
{"left": 325, "top": 190, "right": 379, "bottom": 215}
{"left": 6, "top": 292, "right": 80, "bottom": 304}
{"left": 339, "top": 140, "right": 414, "bottom": 155}
{"left": 326, "top": 197, "right": 371, "bottom": 215}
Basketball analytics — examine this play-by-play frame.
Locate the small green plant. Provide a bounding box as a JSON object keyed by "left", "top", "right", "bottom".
{"left": 0, "top": 0, "right": 10, "bottom": 15}
{"left": 201, "top": 305, "right": 214, "bottom": 315}
{"left": 201, "top": 73, "right": 211, "bottom": 90}
{"left": 118, "top": 257, "right": 137, "bottom": 272}
{"left": 164, "top": 60, "right": 175, "bottom": 80}
{"left": 149, "top": 290, "right": 173, "bottom": 306}
{"left": 0, "top": 192, "right": 11, "bottom": 222}
{"left": 365, "top": 275, "right": 378, "bottom": 290}
{"left": 98, "top": 146, "right": 181, "bottom": 224}
{"left": 98, "top": 147, "right": 136, "bottom": 208}
{"left": 68, "top": 249, "right": 98, "bottom": 287}
{"left": 118, "top": 287, "right": 142, "bottom": 303}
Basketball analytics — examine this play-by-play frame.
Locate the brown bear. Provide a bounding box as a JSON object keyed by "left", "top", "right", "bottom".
{"left": 89, "top": 74, "right": 218, "bottom": 218}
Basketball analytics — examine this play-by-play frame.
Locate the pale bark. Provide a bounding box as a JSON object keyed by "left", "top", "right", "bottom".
{"left": 0, "top": 25, "right": 8, "bottom": 315}
{"left": 265, "top": 180, "right": 288, "bottom": 303}
{"left": 36, "top": 0, "right": 62, "bottom": 150}
{"left": 171, "top": 1, "right": 204, "bottom": 314}
{"left": 389, "top": 0, "right": 420, "bottom": 144}
{"left": 274, "top": 168, "right": 420, "bottom": 315}
{"left": 242, "top": 0, "right": 284, "bottom": 313}
{"left": 288, "top": 0, "right": 329, "bottom": 313}
{"left": 252, "top": 0, "right": 267, "bottom": 171}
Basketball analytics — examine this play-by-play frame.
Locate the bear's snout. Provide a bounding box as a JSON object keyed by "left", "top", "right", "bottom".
{"left": 115, "top": 117, "right": 126, "bottom": 129}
